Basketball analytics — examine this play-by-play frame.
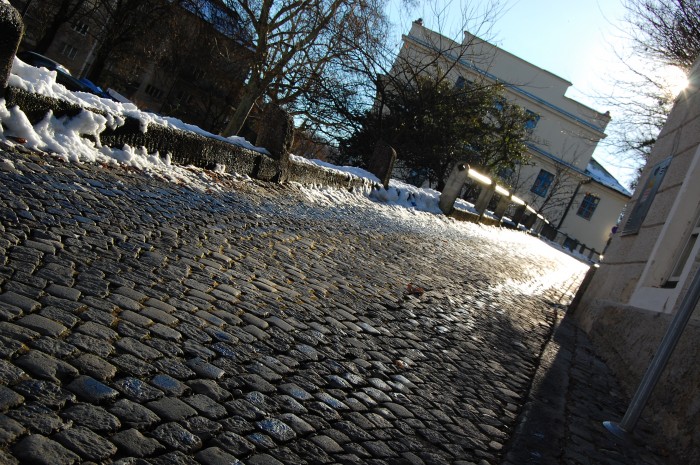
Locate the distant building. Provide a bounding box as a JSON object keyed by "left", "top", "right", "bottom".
{"left": 12, "top": 0, "right": 101, "bottom": 77}
{"left": 10, "top": 0, "right": 251, "bottom": 134}
{"left": 396, "top": 22, "right": 630, "bottom": 253}
{"left": 575, "top": 58, "right": 700, "bottom": 463}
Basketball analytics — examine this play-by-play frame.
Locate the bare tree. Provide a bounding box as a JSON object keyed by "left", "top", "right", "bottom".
{"left": 282, "top": 0, "right": 391, "bottom": 142}
{"left": 85, "top": 0, "right": 179, "bottom": 83}
{"left": 599, "top": 0, "right": 700, "bottom": 183}
{"left": 338, "top": 1, "right": 540, "bottom": 188}
{"left": 23, "top": 0, "right": 98, "bottom": 53}
{"left": 215, "top": 0, "right": 509, "bottom": 142}
{"left": 368, "top": 1, "right": 505, "bottom": 115}
{"left": 218, "top": 0, "right": 391, "bottom": 136}
{"left": 625, "top": 0, "right": 700, "bottom": 70}
{"left": 146, "top": 2, "right": 251, "bottom": 132}
{"left": 503, "top": 141, "right": 590, "bottom": 225}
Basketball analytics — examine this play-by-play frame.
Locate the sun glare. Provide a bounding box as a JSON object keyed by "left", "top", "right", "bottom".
{"left": 663, "top": 66, "right": 689, "bottom": 96}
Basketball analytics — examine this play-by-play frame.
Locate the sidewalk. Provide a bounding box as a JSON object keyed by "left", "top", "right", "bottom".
{"left": 502, "top": 309, "right": 675, "bottom": 465}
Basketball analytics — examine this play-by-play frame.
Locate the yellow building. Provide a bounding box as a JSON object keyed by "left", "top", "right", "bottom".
{"left": 397, "top": 21, "right": 630, "bottom": 253}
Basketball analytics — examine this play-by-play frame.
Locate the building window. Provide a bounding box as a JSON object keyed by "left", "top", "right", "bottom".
{"left": 145, "top": 84, "right": 164, "bottom": 100}
{"left": 176, "top": 90, "right": 192, "bottom": 105}
{"left": 61, "top": 43, "right": 78, "bottom": 59}
{"left": 665, "top": 214, "right": 700, "bottom": 288}
{"left": 455, "top": 76, "right": 473, "bottom": 89}
{"left": 531, "top": 169, "right": 554, "bottom": 197}
{"left": 73, "top": 21, "right": 89, "bottom": 35}
{"left": 525, "top": 110, "right": 540, "bottom": 132}
{"left": 493, "top": 97, "right": 505, "bottom": 112}
{"left": 577, "top": 193, "right": 600, "bottom": 220}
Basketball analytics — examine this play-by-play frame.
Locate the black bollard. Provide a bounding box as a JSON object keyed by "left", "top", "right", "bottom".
{"left": 255, "top": 104, "right": 294, "bottom": 183}
{"left": 0, "top": 3, "right": 23, "bottom": 98}
{"left": 367, "top": 140, "right": 396, "bottom": 189}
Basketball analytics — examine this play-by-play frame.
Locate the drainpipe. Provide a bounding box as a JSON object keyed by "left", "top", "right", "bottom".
{"left": 556, "top": 177, "right": 592, "bottom": 230}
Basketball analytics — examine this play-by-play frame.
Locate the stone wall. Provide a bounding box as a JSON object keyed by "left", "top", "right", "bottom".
{"left": 3, "top": 87, "right": 379, "bottom": 192}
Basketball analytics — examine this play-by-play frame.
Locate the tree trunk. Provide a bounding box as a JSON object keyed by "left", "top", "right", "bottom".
{"left": 222, "top": 88, "right": 260, "bottom": 136}
{"left": 35, "top": 21, "right": 64, "bottom": 54}
{"left": 85, "top": 44, "right": 110, "bottom": 82}
{"left": 34, "top": 0, "right": 83, "bottom": 54}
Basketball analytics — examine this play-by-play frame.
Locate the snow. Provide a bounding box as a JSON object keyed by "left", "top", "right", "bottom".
{"left": 289, "top": 156, "right": 599, "bottom": 263}
{"left": 586, "top": 158, "right": 632, "bottom": 197}
{"left": 290, "top": 154, "right": 380, "bottom": 183}
{"left": 7, "top": 57, "right": 267, "bottom": 153}
{"left": 290, "top": 154, "right": 480, "bottom": 216}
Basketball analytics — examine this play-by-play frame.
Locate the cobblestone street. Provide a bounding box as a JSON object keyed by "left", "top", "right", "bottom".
{"left": 0, "top": 148, "right": 660, "bottom": 465}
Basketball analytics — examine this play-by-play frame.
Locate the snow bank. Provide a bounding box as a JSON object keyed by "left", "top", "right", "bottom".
{"left": 5, "top": 55, "right": 475, "bottom": 219}
{"left": 289, "top": 154, "right": 479, "bottom": 216}
{"left": 7, "top": 57, "right": 266, "bottom": 152}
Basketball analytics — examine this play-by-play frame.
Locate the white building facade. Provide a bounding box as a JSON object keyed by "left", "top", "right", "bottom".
{"left": 397, "top": 22, "right": 630, "bottom": 253}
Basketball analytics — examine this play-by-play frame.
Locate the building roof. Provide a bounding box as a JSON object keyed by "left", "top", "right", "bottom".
{"left": 585, "top": 158, "right": 632, "bottom": 197}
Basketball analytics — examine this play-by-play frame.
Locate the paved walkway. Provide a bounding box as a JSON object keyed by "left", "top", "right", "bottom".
{"left": 0, "top": 147, "right": 673, "bottom": 464}
{"left": 503, "top": 311, "right": 676, "bottom": 465}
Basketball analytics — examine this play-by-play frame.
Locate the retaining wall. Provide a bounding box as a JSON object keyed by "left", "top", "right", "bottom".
{"left": 3, "top": 87, "right": 381, "bottom": 192}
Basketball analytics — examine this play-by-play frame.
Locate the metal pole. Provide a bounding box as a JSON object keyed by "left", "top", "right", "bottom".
{"left": 604, "top": 266, "right": 700, "bottom": 437}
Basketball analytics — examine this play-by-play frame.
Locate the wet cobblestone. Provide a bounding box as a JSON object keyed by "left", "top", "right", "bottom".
{"left": 0, "top": 148, "right": 673, "bottom": 464}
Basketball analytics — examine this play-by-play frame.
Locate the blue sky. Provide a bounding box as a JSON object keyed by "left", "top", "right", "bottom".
{"left": 388, "top": 0, "right": 640, "bottom": 188}
{"left": 480, "top": 0, "right": 628, "bottom": 107}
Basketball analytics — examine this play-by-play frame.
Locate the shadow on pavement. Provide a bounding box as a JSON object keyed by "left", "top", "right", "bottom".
{"left": 501, "top": 310, "right": 676, "bottom": 465}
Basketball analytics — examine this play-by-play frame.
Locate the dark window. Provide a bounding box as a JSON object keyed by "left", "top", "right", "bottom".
{"left": 665, "top": 214, "right": 700, "bottom": 287}
{"left": 531, "top": 169, "right": 554, "bottom": 197}
{"left": 73, "top": 21, "right": 89, "bottom": 35}
{"left": 176, "top": 90, "right": 192, "bottom": 105}
{"left": 525, "top": 110, "right": 540, "bottom": 132}
{"left": 455, "top": 76, "right": 471, "bottom": 89}
{"left": 577, "top": 193, "right": 600, "bottom": 220}
{"left": 190, "top": 66, "right": 206, "bottom": 80}
{"left": 145, "top": 84, "right": 164, "bottom": 100}
{"left": 61, "top": 43, "right": 78, "bottom": 59}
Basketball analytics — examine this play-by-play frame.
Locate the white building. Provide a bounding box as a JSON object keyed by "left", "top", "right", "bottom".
{"left": 397, "top": 21, "right": 630, "bottom": 253}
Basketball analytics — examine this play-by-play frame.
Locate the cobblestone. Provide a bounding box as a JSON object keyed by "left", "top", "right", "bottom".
{"left": 109, "top": 398, "right": 160, "bottom": 429}
{"left": 0, "top": 291, "right": 41, "bottom": 313}
{"left": 13, "top": 434, "right": 80, "bottom": 465}
{"left": 54, "top": 425, "right": 117, "bottom": 461}
{"left": 0, "top": 149, "right": 674, "bottom": 464}
{"left": 111, "top": 427, "right": 164, "bottom": 457}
